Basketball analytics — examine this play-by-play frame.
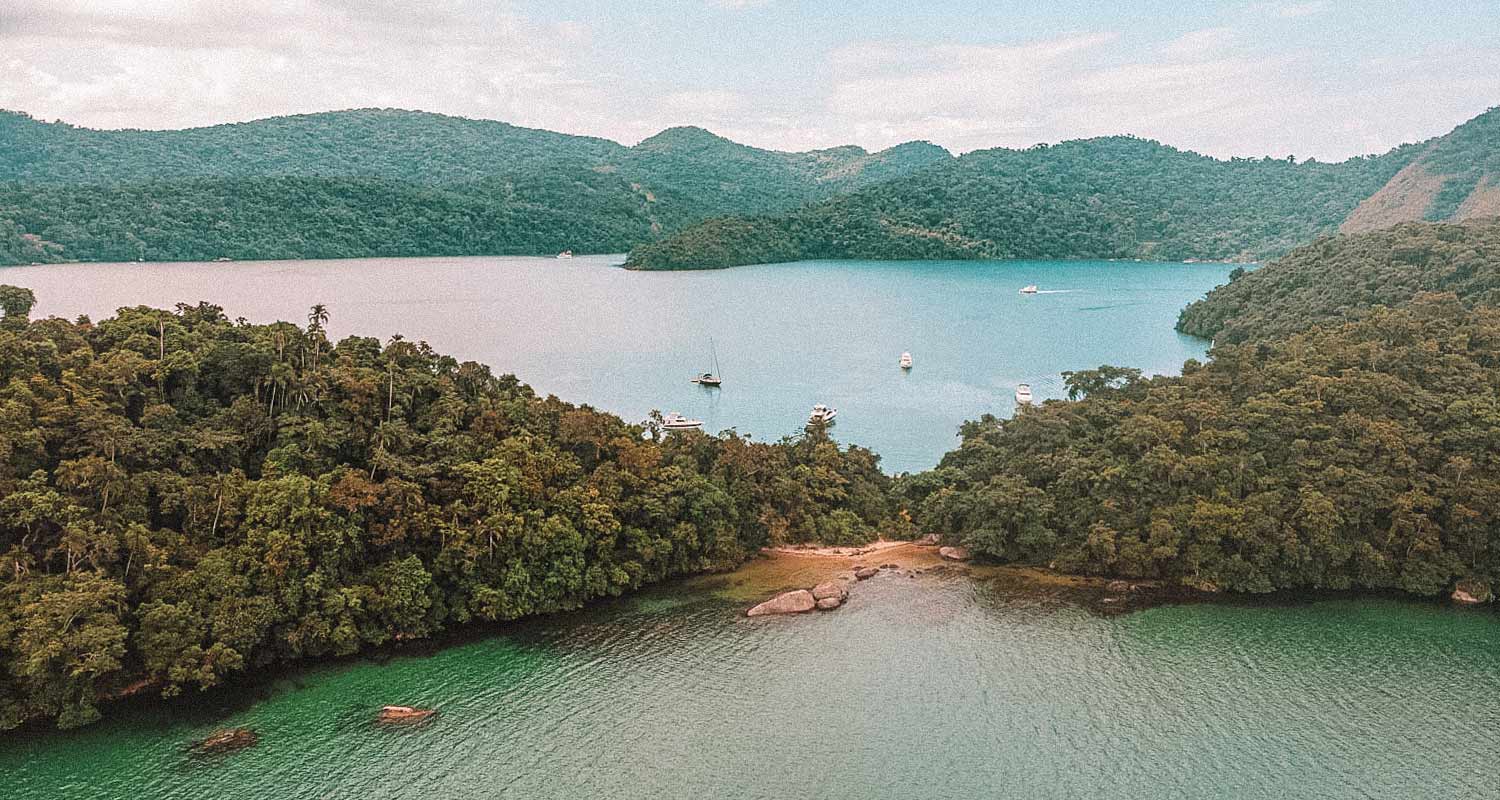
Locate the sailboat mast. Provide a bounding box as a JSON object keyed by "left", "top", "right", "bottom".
{"left": 711, "top": 337, "right": 721, "bottom": 379}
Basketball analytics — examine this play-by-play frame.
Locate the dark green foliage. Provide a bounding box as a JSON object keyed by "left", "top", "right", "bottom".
{"left": 908, "top": 223, "right": 1500, "bottom": 600}
{"left": 907, "top": 294, "right": 1500, "bottom": 598}
{"left": 1178, "top": 220, "right": 1500, "bottom": 343}
{"left": 627, "top": 135, "right": 1419, "bottom": 270}
{"left": 0, "top": 294, "right": 892, "bottom": 729}
{"left": 0, "top": 109, "right": 951, "bottom": 265}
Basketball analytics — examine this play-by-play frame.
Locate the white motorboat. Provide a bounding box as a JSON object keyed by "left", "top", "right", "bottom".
{"left": 1015, "top": 384, "right": 1033, "bottom": 405}
{"left": 808, "top": 404, "right": 838, "bottom": 424}
{"left": 1019, "top": 285, "right": 1038, "bottom": 294}
{"left": 556, "top": 250, "right": 574, "bottom": 259}
{"left": 899, "top": 352, "right": 913, "bottom": 370}
{"left": 661, "top": 412, "right": 703, "bottom": 431}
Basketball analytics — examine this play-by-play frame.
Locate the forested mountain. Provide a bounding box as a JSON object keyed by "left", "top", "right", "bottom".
{"left": 0, "top": 289, "right": 895, "bottom": 730}
{"left": 0, "top": 109, "right": 951, "bottom": 265}
{"left": 625, "top": 135, "right": 1421, "bottom": 269}
{"left": 1343, "top": 107, "right": 1500, "bottom": 232}
{"left": 1178, "top": 219, "right": 1500, "bottom": 343}
{"left": 900, "top": 223, "right": 1500, "bottom": 601}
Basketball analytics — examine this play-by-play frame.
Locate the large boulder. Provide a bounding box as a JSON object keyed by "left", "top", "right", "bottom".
{"left": 747, "top": 589, "right": 817, "bottom": 616}
{"left": 816, "top": 597, "right": 843, "bottom": 610}
{"left": 855, "top": 566, "right": 879, "bottom": 580}
{"left": 811, "top": 581, "right": 848, "bottom": 601}
{"left": 938, "top": 546, "right": 971, "bottom": 562}
{"left": 1452, "top": 580, "right": 1493, "bottom": 605}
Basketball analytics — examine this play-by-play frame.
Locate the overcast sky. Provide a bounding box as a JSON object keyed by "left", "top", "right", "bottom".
{"left": 1, "top": 0, "right": 1497, "bottom": 159}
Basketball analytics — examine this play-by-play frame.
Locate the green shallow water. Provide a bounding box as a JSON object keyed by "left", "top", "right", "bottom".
{"left": 5, "top": 572, "right": 1496, "bottom": 800}
{"left": 1, "top": 255, "right": 1232, "bottom": 472}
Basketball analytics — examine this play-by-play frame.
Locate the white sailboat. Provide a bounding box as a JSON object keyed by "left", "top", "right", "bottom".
{"left": 691, "top": 338, "right": 723, "bottom": 387}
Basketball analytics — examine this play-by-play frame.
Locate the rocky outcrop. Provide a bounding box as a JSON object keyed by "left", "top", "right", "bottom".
{"left": 816, "top": 597, "right": 842, "bottom": 610}
{"left": 747, "top": 589, "right": 817, "bottom": 616}
{"left": 938, "top": 546, "right": 971, "bottom": 561}
{"left": 915, "top": 533, "right": 940, "bottom": 546}
{"left": 191, "top": 728, "right": 258, "bottom": 755}
{"left": 811, "top": 581, "right": 847, "bottom": 601}
{"left": 1452, "top": 580, "right": 1493, "bottom": 605}
{"left": 855, "top": 566, "right": 879, "bottom": 580}
{"left": 377, "top": 705, "right": 436, "bottom": 724}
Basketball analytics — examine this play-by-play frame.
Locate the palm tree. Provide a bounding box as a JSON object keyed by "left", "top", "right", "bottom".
{"left": 307, "top": 304, "right": 329, "bottom": 370}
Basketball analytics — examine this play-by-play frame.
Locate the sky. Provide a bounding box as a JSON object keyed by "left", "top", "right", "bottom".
{"left": 0, "top": 0, "right": 1497, "bottom": 160}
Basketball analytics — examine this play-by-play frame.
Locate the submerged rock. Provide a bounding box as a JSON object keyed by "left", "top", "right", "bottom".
{"left": 855, "top": 566, "right": 879, "bottom": 580}
{"left": 377, "top": 705, "right": 437, "bottom": 724}
{"left": 748, "top": 589, "right": 817, "bottom": 616}
{"left": 938, "top": 546, "right": 971, "bottom": 562}
{"left": 191, "top": 728, "right": 258, "bottom": 755}
{"left": 816, "top": 597, "right": 843, "bottom": 610}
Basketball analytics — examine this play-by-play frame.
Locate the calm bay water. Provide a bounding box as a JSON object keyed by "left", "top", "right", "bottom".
{"left": 3, "top": 565, "right": 1495, "bottom": 800}
{"left": 2, "top": 255, "right": 1230, "bottom": 472}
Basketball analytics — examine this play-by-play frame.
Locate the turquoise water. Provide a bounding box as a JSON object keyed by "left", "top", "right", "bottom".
{"left": 3, "top": 570, "right": 1495, "bottom": 800}
{"left": 2, "top": 255, "right": 1231, "bottom": 472}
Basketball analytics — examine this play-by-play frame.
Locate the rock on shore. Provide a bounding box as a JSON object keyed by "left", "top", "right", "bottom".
{"left": 938, "top": 546, "right": 971, "bottom": 561}
{"left": 1451, "top": 579, "right": 1493, "bottom": 605}
{"left": 747, "top": 589, "right": 817, "bottom": 616}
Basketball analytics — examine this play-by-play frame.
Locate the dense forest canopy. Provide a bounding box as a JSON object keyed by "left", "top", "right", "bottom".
{"left": 625, "top": 134, "right": 1420, "bottom": 270}
{"left": 1177, "top": 219, "right": 1500, "bottom": 343}
{"left": 0, "top": 292, "right": 895, "bottom": 730}
{"left": 0, "top": 109, "right": 951, "bottom": 265}
{"left": 901, "top": 222, "right": 1500, "bottom": 601}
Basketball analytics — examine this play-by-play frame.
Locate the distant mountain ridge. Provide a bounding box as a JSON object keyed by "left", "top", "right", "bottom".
{"left": 0, "top": 108, "right": 952, "bottom": 264}
{"left": 625, "top": 133, "right": 1426, "bottom": 270}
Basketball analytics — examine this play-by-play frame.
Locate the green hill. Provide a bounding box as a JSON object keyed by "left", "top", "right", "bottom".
{"left": 626, "top": 134, "right": 1421, "bottom": 270}
{"left": 1342, "top": 107, "right": 1500, "bottom": 232}
{"left": 0, "top": 109, "right": 951, "bottom": 265}
{"left": 1177, "top": 219, "right": 1500, "bottom": 343}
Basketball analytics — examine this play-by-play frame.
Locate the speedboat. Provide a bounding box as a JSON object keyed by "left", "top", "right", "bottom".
{"left": 899, "top": 352, "right": 913, "bottom": 370}
{"left": 1015, "top": 384, "right": 1033, "bottom": 405}
{"left": 808, "top": 404, "right": 838, "bottom": 424}
{"left": 556, "top": 250, "right": 574, "bottom": 259}
{"left": 1019, "top": 285, "right": 1038, "bottom": 294}
{"left": 661, "top": 412, "right": 703, "bottom": 431}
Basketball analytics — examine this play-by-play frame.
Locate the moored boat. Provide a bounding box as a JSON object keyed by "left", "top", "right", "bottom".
{"left": 662, "top": 412, "right": 704, "bottom": 431}
{"left": 1015, "top": 384, "right": 1033, "bottom": 405}
{"left": 808, "top": 404, "right": 838, "bottom": 424}
{"left": 691, "top": 338, "right": 724, "bottom": 387}
{"left": 899, "top": 352, "right": 913, "bottom": 370}
{"left": 557, "top": 250, "right": 574, "bottom": 259}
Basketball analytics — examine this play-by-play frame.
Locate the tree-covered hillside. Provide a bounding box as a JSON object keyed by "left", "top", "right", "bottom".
{"left": 1177, "top": 219, "right": 1500, "bottom": 343}
{"left": 1342, "top": 107, "right": 1500, "bottom": 232}
{"left": 626, "top": 135, "right": 1420, "bottom": 270}
{"left": 0, "top": 291, "right": 895, "bottom": 730}
{"left": 0, "top": 108, "right": 951, "bottom": 265}
{"left": 901, "top": 222, "right": 1500, "bottom": 601}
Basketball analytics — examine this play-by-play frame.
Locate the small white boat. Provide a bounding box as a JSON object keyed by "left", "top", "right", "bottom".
{"left": 1015, "top": 384, "right": 1033, "bottom": 405}
{"left": 899, "top": 352, "right": 913, "bottom": 370}
{"left": 661, "top": 412, "right": 703, "bottom": 431}
{"left": 1019, "top": 285, "right": 1038, "bottom": 294}
{"left": 556, "top": 250, "right": 574, "bottom": 259}
{"left": 808, "top": 404, "right": 838, "bottom": 425}
{"left": 690, "top": 337, "right": 723, "bottom": 387}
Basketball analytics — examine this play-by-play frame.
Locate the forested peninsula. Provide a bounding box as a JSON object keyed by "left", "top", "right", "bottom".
{"left": 7, "top": 221, "right": 1500, "bottom": 733}
{"left": 0, "top": 290, "right": 895, "bottom": 730}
